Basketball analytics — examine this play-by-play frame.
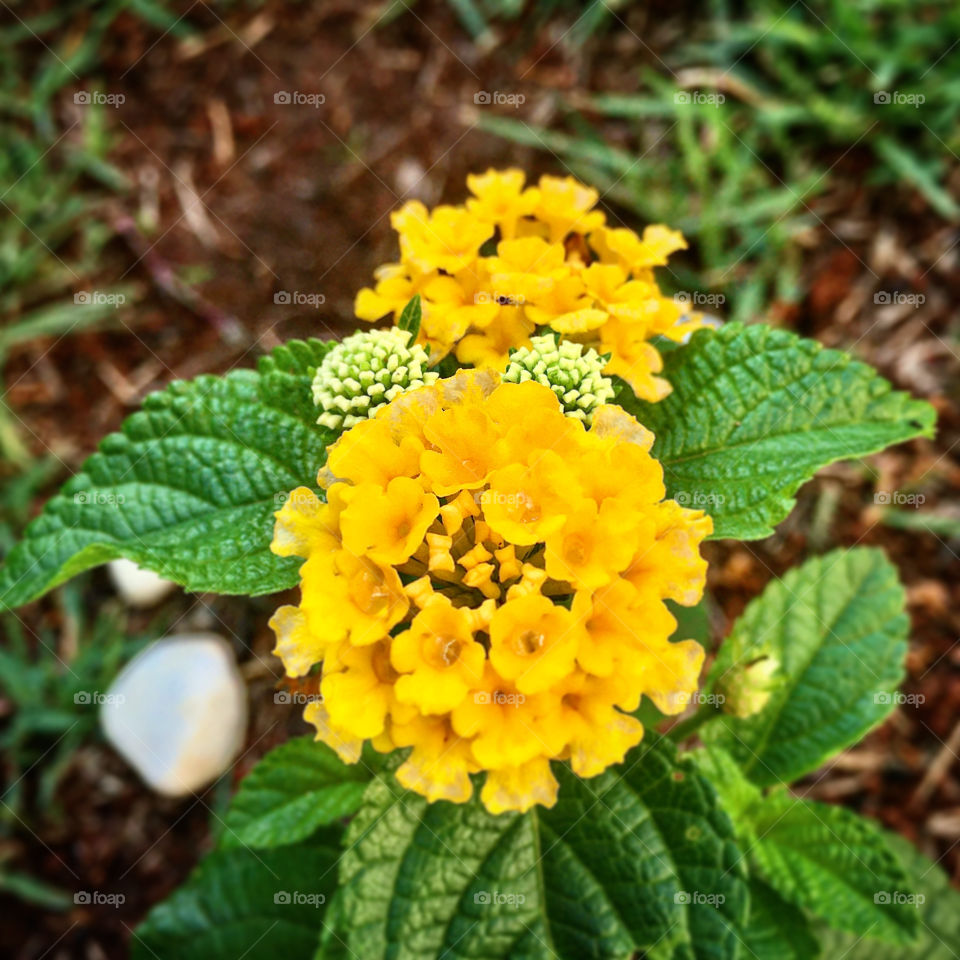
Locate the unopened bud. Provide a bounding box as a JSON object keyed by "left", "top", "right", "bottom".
{"left": 718, "top": 657, "right": 780, "bottom": 718}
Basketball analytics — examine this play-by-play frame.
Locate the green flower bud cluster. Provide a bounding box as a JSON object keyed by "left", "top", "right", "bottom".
{"left": 311, "top": 328, "right": 438, "bottom": 431}
{"left": 503, "top": 334, "right": 615, "bottom": 422}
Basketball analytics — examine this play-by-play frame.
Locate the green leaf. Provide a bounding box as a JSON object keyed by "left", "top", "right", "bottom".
{"left": 704, "top": 548, "right": 908, "bottom": 786}
{"left": 0, "top": 339, "right": 335, "bottom": 610}
{"left": 740, "top": 878, "right": 820, "bottom": 960}
{"left": 623, "top": 323, "right": 936, "bottom": 541}
{"left": 132, "top": 837, "right": 341, "bottom": 960}
{"left": 397, "top": 294, "right": 422, "bottom": 341}
{"left": 695, "top": 746, "right": 917, "bottom": 946}
{"left": 221, "top": 737, "right": 372, "bottom": 850}
{"left": 340, "top": 734, "right": 748, "bottom": 960}
{"left": 815, "top": 832, "right": 960, "bottom": 958}
{"left": 258, "top": 337, "right": 336, "bottom": 422}
{"left": 313, "top": 888, "right": 351, "bottom": 960}
{"left": 691, "top": 745, "right": 761, "bottom": 822}
{"left": 748, "top": 793, "right": 918, "bottom": 944}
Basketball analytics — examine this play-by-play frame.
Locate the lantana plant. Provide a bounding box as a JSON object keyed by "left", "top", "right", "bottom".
{"left": 0, "top": 170, "right": 946, "bottom": 960}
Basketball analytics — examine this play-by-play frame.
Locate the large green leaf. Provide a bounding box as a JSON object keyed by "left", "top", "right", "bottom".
{"left": 221, "top": 737, "right": 372, "bottom": 851}
{"left": 815, "top": 832, "right": 960, "bottom": 959}
{"left": 704, "top": 548, "right": 908, "bottom": 786}
{"left": 695, "top": 747, "right": 917, "bottom": 946}
{"left": 0, "top": 340, "right": 335, "bottom": 610}
{"left": 131, "top": 836, "right": 341, "bottom": 960}
{"left": 339, "top": 735, "right": 748, "bottom": 960}
{"left": 625, "top": 323, "right": 936, "bottom": 540}
{"left": 748, "top": 793, "right": 918, "bottom": 944}
{"left": 739, "top": 879, "right": 819, "bottom": 960}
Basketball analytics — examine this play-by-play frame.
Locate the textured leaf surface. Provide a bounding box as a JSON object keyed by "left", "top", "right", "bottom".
{"left": 0, "top": 339, "right": 335, "bottom": 609}
{"left": 739, "top": 879, "right": 819, "bottom": 960}
{"left": 340, "top": 735, "right": 748, "bottom": 960}
{"left": 748, "top": 793, "right": 918, "bottom": 944}
{"left": 815, "top": 832, "right": 960, "bottom": 958}
{"left": 314, "top": 888, "right": 351, "bottom": 960}
{"left": 132, "top": 837, "right": 340, "bottom": 960}
{"left": 704, "top": 548, "right": 908, "bottom": 786}
{"left": 696, "top": 746, "right": 917, "bottom": 947}
{"left": 221, "top": 738, "right": 372, "bottom": 850}
{"left": 625, "top": 323, "right": 936, "bottom": 540}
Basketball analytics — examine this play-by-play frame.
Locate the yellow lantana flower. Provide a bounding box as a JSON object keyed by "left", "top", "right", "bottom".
{"left": 392, "top": 597, "right": 487, "bottom": 714}
{"left": 544, "top": 497, "right": 639, "bottom": 590}
{"left": 403, "top": 205, "right": 494, "bottom": 274}
{"left": 354, "top": 168, "right": 707, "bottom": 399}
{"left": 270, "top": 370, "right": 712, "bottom": 814}
{"left": 391, "top": 713, "right": 479, "bottom": 804}
{"left": 466, "top": 168, "right": 540, "bottom": 239}
{"left": 321, "top": 639, "right": 401, "bottom": 740}
{"left": 488, "top": 593, "right": 582, "bottom": 695}
{"left": 534, "top": 175, "right": 605, "bottom": 241}
{"left": 339, "top": 477, "right": 438, "bottom": 565}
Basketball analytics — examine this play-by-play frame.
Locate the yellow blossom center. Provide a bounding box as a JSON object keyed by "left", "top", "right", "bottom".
{"left": 350, "top": 568, "right": 394, "bottom": 616}
{"left": 424, "top": 634, "right": 464, "bottom": 669}
{"left": 564, "top": 535, "right": 588, "bottom": 566}
{"left": 514, "top": 629, "right": 546, "bottom": 656}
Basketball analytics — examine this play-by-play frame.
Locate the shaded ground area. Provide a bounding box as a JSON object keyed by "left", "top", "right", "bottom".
{"left": 1, "top": 1, "right": 958, "bottom": 956}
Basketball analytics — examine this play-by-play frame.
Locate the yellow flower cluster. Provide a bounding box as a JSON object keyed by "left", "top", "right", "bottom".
{"left": 270, "top": 371, "right": 711, "bottom": 814}
{"left": 355, "top": 169, "right": 703, "bottom": 401}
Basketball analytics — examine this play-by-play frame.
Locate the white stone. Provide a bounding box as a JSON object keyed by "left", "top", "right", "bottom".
{"left": 108, "top": 558, "right": 177, "bottom": 608}
{"left": 100, "top": 634, "right": 247, "bottom": 796}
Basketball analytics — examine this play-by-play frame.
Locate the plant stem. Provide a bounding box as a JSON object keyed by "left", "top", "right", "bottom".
{"left": 667, "top": 701, "right": 722, "bottom": 743}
